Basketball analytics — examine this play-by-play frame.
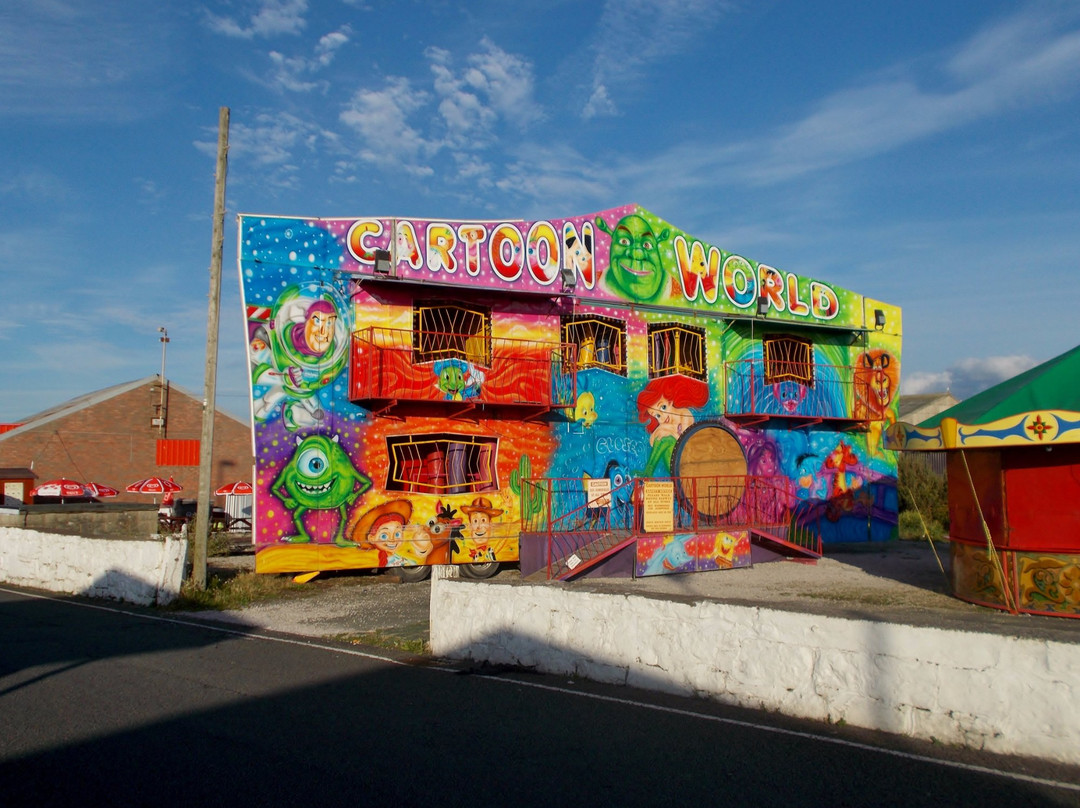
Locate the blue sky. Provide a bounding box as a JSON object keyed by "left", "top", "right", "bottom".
{"left": 2, "top": 0, "right": 1078, "bottom": 421}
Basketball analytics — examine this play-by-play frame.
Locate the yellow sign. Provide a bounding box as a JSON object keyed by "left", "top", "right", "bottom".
{"left": 642, "top": 480, "right": 674, "bottom": 533}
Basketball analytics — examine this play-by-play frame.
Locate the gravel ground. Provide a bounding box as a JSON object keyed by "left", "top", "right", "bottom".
{"left": 185, "top": 541, "right": 1079, "bottom": 646}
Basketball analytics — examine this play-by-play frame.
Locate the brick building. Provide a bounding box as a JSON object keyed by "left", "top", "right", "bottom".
{"left": 0, "top": 376, "right": 253, "bottom": 505}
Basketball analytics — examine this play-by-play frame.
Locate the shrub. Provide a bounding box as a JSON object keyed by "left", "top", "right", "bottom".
{"left": 897, "top": 453, "right": 949, "bottom": 536}
{"left": 898, "top": 509, "right": 945, "bottom": 541}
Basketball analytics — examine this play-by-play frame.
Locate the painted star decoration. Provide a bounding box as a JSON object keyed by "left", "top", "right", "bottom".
{"left": 1026, "top": 413, "right": 1055, "bottom": 441}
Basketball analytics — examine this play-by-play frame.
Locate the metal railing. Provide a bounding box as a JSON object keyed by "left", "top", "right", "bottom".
{"left": 724, "top": 359, "right": 886, "bottom": 422}
{"left": 350, "top": 327, "right": 577, "bottom": 410}
{"left": 522, "top": 474, "right": 821, "bottom": 577}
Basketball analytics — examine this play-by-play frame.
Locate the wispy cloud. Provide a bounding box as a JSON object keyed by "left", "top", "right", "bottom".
{"left": 203, "top": 0, "right": 308, "bottom": 39}
{"left": 609, "top": 5, "right": 1080, "bottom": 193}
{"left": 746, "top": 7, "right": 1080, "bottom": 183}
{"left": 196, "top": 112, "right": 328, "bottom": 189}
{"left": 582, "top": 0, "right": 735, "bottom": 119}
{"left": 0, "top": 1, "right": 172, "bottom": 120}
{"left": 495, "top": 143, "right": 614, "bottom": 212}
{"left": 0, "top": 169, "right": 68, "bottom": 202}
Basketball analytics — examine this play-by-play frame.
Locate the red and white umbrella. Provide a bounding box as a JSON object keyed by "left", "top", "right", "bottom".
{"left": 126, "top": 476, "right": 183, "bottom": 495}
{"left": 85, "top": 481, "right": 119, "bottom": 498}
{"left": 215, "top": 480, "right": 253, "bottom": 496}
{"left": 30, "top": 478, "right": 91, "bottom": 499}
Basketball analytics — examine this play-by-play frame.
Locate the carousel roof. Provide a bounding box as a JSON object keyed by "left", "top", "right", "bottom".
{"left": 891, "top": 344, "right": 1080, "bottom": 451}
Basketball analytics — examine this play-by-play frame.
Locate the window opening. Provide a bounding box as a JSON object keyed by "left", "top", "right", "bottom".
{"left": 386, "top": 433, "right": 499, "bottom": 495}
{"left": 762, "top": 335, "right": 814, "bottom": 386}
{"left": 561, "top": 315, "right": 626, "bottom": 375}
{"left": 413, "top": 302, "right": 492, "bottom": 367}
{"left": 647, "top": 323, "right": 706, "bottom": 381}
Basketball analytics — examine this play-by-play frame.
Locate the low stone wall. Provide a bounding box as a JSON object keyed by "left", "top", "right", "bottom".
{"left": 0, "top": 526, "right": 187, "bottom": 606}
{"left": 0, "top": 503, "right": 160, "bottom": 540}
{"left": 430, "top": 577, "right": 1080, "bottom": 765}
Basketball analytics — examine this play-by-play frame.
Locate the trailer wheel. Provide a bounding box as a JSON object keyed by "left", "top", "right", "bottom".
{"left": 396, "top": 565, "right": 432, "bottom": 583}
{"left": 459, "top": 561, "right": 499, "bottom": 579}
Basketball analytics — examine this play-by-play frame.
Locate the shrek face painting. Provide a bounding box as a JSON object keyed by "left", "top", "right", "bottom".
{"left": 597, "top": 213, "right": 671, "bottom": 303}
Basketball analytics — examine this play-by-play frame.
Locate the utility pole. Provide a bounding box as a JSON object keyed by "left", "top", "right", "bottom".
{"left": 192, "top": 106, "right": 229, "bottom": 590}
{"left": 157, "top": 326, "right": 169, "bottom": 435}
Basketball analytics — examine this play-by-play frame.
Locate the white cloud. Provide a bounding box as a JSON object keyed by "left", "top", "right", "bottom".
{"left": 903, "top": 355, "right": 1039, "bottom": 399}
{"left": 203, "top": 0, "right": 308, "bottom": 39}
{"left": 266, "top": 26, "right": 350, "bottom": 93}
{"left": 582, "top": 84, "right": 615, "bottom": 120}
{"left": 335, "top": 38, "right": 538, "bottom": 184}
{"left": 339, "top": 77, "right": 436, "bottom": 177}
{"left": 426, "top": 39, "right": 538, "bottom": 148}
{"left": 462, "top": 38, "right": 538, "bottom": 126}
{"left": 595, "top": 5, "right": 1080, "bottom": 202}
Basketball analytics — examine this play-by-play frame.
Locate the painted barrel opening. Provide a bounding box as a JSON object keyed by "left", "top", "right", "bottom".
{"left": 672, "top": 421, "right": 748, "bottom": 520}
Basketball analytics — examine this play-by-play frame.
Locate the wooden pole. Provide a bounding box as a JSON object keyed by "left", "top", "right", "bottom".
{"left": 192, "top": 106, "right": 230, "bottom": 590}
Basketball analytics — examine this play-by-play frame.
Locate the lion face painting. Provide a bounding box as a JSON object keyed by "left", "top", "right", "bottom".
{"left": 853, "top": 349, "right": 899, "bottom": 421}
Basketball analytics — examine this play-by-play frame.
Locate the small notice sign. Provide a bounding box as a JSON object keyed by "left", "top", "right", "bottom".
{"left": 642, "top": 480, "right": 674, "bottom": 533}
{"left": 566, "top": 553, "right": 582, "bottom": 570}
{"left": 585, "top": 476, "right": 611, "bottom": 507}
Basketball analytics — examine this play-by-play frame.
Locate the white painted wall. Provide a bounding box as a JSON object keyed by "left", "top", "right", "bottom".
{"left": 430, "top": 577, "right": 1080, "bottom": 765}
{"left": 0, "top": 526, "right": 187, "bottom": 606}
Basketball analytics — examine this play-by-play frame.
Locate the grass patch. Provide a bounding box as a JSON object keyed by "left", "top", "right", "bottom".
{"left": 803, "top": 589, "right": 898, "bottom": 606}
{"left": 337, "top": 629, "right": 429, "bottom": 655}
{"left": 167, "top": 572, "right": 312, "bottom": 611}
{"left": 166, "top": 567, "right": 392, "bottom": 612}
{"left": 206, "top": 531, "right": 234, "bottom": 558}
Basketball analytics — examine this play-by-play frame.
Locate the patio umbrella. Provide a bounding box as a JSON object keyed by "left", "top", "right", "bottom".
{"left": 30, "top": 478, "right": 91, "bottom": 501}
{"left": 85, "top": 481, "right": 119, "bottom": 498}
{"left": 215, "top": 480, "right": 253, "bottom": 496}
{"left": 126, "top": 476, "right": 183, "bottom": 505}
{"left": 126, "top": 476, "right": 183, "bottom": 495}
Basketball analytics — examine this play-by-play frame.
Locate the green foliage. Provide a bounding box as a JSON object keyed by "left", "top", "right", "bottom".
{"left": 898, "top": 510, "right": 946, "bottom": 541}
{"left": 897, "top": 453, "right": 949, "bottom": 538}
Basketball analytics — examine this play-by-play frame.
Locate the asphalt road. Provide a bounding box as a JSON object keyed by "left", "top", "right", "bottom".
{"left": 2, "top": 586, "right": 1078, "bottom": 807}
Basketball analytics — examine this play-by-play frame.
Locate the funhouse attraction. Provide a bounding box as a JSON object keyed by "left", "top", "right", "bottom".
{"left": 238, "top": 204, "right": 902, "bottom": 580}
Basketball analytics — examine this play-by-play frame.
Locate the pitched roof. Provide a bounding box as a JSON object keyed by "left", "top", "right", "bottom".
{"left": 0, "top": 376, "right": 246, "bottom": 440}
{"left": 898, "top": 393, "right": 956, "bottom": 420}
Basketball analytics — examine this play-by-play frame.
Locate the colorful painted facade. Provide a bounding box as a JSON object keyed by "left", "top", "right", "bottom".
{"left": 238, "top": 205, "right": 901, "bottom": 578}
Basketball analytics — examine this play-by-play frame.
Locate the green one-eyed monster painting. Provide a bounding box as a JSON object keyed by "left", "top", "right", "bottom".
{"left": 272, "top": 434, "right": 371, "bottom": 545}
